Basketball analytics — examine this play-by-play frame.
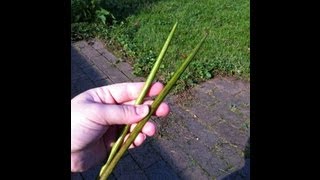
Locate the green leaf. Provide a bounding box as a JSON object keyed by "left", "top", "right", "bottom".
{"left": 97, "top": 15, "right": 106, "bottom": 24}
{"left": 205, "top": 71, "right": 212, "bottom": 79}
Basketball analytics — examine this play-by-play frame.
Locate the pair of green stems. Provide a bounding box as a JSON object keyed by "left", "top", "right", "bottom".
{"left": 98, "top": 22, "right": 207, "bottom": 179}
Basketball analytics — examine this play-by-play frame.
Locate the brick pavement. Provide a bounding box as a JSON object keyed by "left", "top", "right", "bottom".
{"left": 71, "top": 39, "right": 250, "bottom": 180}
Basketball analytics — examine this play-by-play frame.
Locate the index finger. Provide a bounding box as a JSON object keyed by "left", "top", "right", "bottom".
{"left": 95, "top": 82, "right": 164, "bottom": 104}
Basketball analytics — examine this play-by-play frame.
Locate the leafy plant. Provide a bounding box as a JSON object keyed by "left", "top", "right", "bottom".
{"left": 95, "top": 8, "right": 115, "bottom": 25}
{"left": 71, "top": 0, "right": 98, "bottom": 23}
{"left": 71, "top": 0, "right": 115, "bottom": 41}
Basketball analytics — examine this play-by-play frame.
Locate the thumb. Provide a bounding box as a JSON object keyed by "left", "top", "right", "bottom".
{"left": 94, "top": 104, "right": 150, "bottom": 125}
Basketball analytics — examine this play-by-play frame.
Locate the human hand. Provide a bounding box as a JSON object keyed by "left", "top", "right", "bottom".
{"left": 71, "top": 82, "right": 169, "bottom": 172}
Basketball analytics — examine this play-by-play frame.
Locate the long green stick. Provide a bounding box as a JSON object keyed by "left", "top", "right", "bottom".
{"left": 98, "top": 22, "right": 178, "bottom": 177}
{"left": 99, "top": 33, "right": 207, "bottom": 180}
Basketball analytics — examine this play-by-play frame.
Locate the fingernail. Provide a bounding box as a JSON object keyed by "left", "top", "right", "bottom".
{"left": 136, "top": 105, "right": 149, "bottom": 117}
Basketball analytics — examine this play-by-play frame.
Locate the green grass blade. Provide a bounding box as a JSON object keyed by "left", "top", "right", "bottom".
{"left": 98, "top": 22, "right": 178, "bottom": 178}
{"left": 99, "top": 33, "right": 207, "bottom": 180}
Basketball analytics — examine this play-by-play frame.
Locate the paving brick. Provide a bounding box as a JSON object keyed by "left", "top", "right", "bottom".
{"left": 132, "top": 76, "right": 146, "bottom": 82}
{"left": 214, "top": 121, "right": 249, "bottom": 149}
{"left": 80, "top": 45, "right": 101, "bottom": 60}
{"left": 90, "top": 55, "right": 129, "bottom": 83}
{"left": 153, "top": 115, "right": 182, "bottom": 140}
{"left": 144, "top": 160, "right": 180, "bottom": 180}
{"left": 80, "top": 45, "right": 100, "bottom": 64}
{"left": 186, "top": 87, "right": 221, "bottom": 108}
{"left": 81, "top": 65, "right": 107, "bottom": 82}
{"left": 108, "top": 173, "right": 117, "bottom": 180}
{"left": 91, "top": 171, "right": 117, "bottom": 180}
{"left": 223, "top": 77, "right": 249, "bottom": 91}
{"left": 71, "top": 47, "right": 88, "bottom": 65}
{"left": 180, "top": 137, "right": 228, "bottom": 177}
{"left": 179, "top": 165, "right": 211, "bottom": 180}
{"left": 80, "top": 163, "right": 102, "bottom": 180}
{"left": 73, "top": 41, "right": 87, "bottom": 49}
{"left": 212, "top": 142, "right": 245, "bottom": 170}
{"left": 72, "top": 51, "right": 94, "bottom": 68}
{"left": 95, "top": 45, "right": 109, "bottom": 55}
{"left": 150, "top": 138, "right": 191, "bottom": 173}
{"left": 71, "top": 46, "right": 81, "bottom": 60}
{"left": 115, "top": 171, "right": 148, "bottom": 180}
{"left": 209, "top": 78, "right": 244, "bottom": 95}
{"left": 99, "top": 49, "right": 118, "bottom": 64}
{"left": 115, "top": 61, "right": 136, "bottom": 81}
{"left": 113, "top": 153, "right": 148, "bottom": 180}
{"left": 94, "top": 79, "right": 110, "bottom": 87}
{"left": 206, "top": 93, "right": 248, "bottom": 129}
{"left": 71, "top": 172, "right": 82, "bottom": 180}
{"left": 217, "top": 159, "right": 250, "bottom": 180}
{"left": 168, "top": 103, "right": 221, "bottom": 149}
{"left": 173, "top": 94, "right": 222, "bottom": 129}
{"left": 90, "top": 54, "right": 109, "bottom": 68}
{"left": 71, "top": 65, "right": 87, "bottom": 81}
{"left": 233, "top": 91, "right": 250, "bottom": 113}
{"left": 71, "top": 77, "right": 95, "bottom": 97}
{"left": 221, "top": 113, "right": 247, "bottom": 130}
{"left": 154, "top": 111, "right": 228, "bottom": 177}
{"left": 98, "top": 62, "right": 130, "bottom": 83}
{"left": 90, "top": 39, "right": 105, "bottom": 51}
{"left": 129, "top": 141, "right": 162, "bottom": 169}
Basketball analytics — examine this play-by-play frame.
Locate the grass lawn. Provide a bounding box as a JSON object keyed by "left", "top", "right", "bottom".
{"left": 72, "top": 0, "right": 250, "bottom": 92}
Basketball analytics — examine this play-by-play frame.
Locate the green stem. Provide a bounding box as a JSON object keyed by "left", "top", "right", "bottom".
{"left": 99, "top": 34, "right": 207, "bottom": 180}
{"left": 98, "top": 22, "right": 178, "bottom": 177}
